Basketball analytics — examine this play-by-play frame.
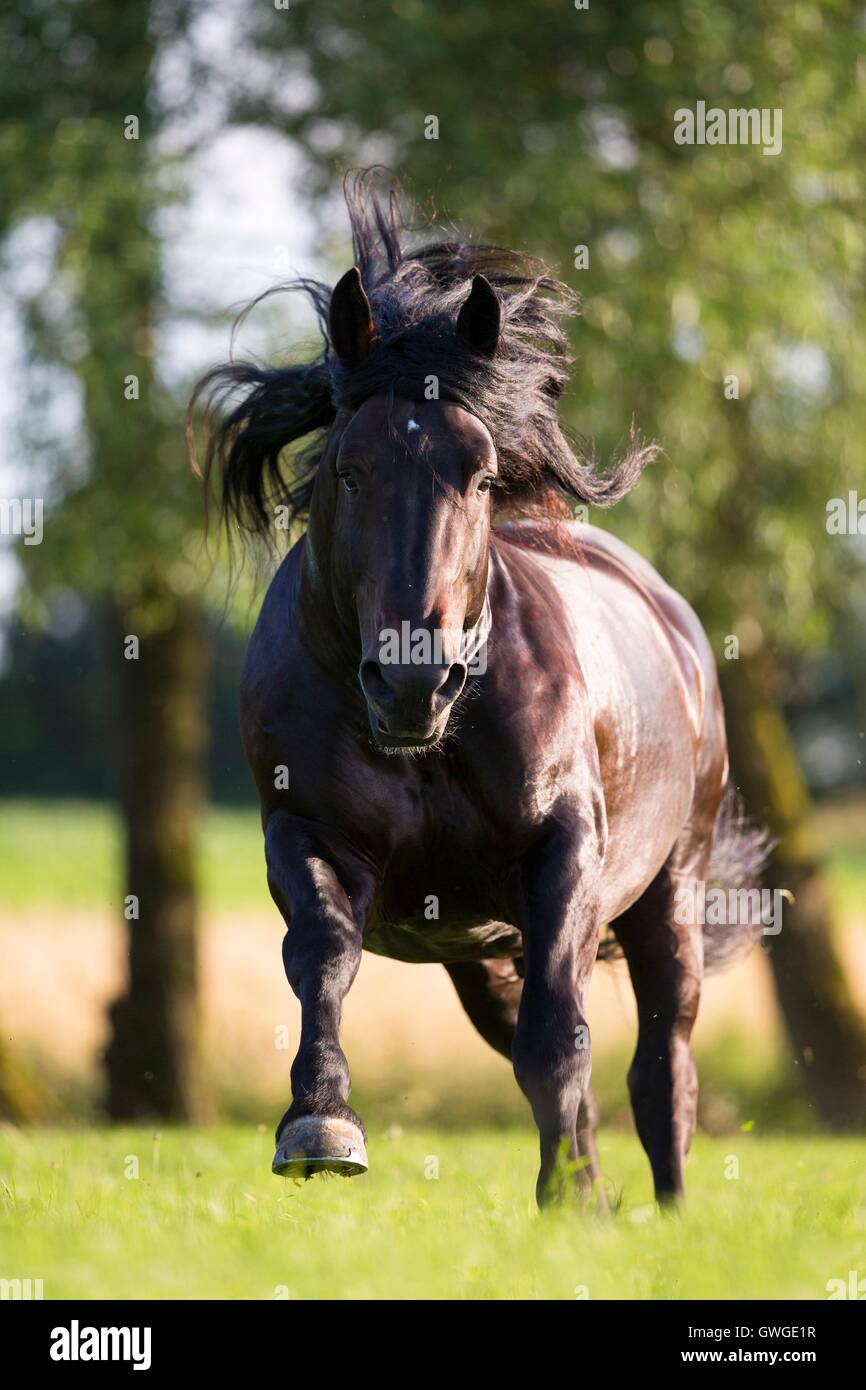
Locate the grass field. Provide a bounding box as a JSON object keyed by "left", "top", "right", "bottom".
{"left": 2, "top": 1126, "right": 864, "bottom": 1300}
{"left": 0, "top": 801, "right": 272, "bottom": 913}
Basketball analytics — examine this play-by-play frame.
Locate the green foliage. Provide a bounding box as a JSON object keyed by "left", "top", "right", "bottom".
{"left": 4, "top": 1, "right": 863, "bottom": 649}
{"left": 244, "top": 0, "right": 866, "bottom": 652}
{"left": 0, "top": 0, "right": 205, "bottom": 609}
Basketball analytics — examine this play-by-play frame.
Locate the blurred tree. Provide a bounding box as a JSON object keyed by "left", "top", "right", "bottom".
{"left": 238, "top": 0, "right": 866, "bottom": 1122}
{"left": 0, "top": 0, "right": 211, "bottom": 1120}
{"left": 0, "top": 1038, "right": 42, "bottom": 1124}
{"left": 0, "top": 610, "right": 254, "bottom": 803}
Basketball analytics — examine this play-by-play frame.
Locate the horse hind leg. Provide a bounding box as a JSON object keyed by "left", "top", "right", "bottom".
{"left": 445, "top": 958, "right": 522, "bottom": 1060}
{"left": 612, "top": 844, "right": 708, "bottom": 1205}
{"left": 445, "top": 958, "right": 607, "bottom": 1208}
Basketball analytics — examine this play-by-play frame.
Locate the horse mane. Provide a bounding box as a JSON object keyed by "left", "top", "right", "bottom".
{"left": 188, "top": 168, "right": 657, "bottom": 546}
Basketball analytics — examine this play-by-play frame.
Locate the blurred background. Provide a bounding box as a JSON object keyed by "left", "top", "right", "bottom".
{"left": 0, "top": 0, "right": 864, "bottom": 1137}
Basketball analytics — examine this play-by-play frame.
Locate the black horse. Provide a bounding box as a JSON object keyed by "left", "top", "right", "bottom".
{"left": 191, "top": 173, "right": 767, "bottom": 1206}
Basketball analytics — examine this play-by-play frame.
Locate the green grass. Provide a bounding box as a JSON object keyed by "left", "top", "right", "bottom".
{"left": 0, "top": 800, "right": 271, "bottom": 913}
{"left": 2, "top": 796, "right": 864, "bottom": 919}
{"left": 1, "top": 1126, "right": 864, "bottom": 1299}
{"left": 0, "top": 1123, "right": 861, "bottom": 1295}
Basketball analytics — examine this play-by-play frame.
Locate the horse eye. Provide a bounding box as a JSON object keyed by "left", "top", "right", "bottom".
{"left": 338, "top": 472, "right": 359, "bottom": 494}
{"left": 477, "top": 475, "right": 495, "bottom": 495}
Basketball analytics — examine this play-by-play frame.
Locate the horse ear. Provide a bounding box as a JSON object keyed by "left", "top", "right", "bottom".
{"left": 329, "top": 267, "right": 379, "bottom": 368}
{"left": 456, "top": 274, "right": 501, "bottom": 357}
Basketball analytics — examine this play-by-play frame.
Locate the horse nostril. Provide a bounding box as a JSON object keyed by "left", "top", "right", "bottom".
{"left": 359, "top": 660, "right": 395, "bottom": 707}
{"left": 359, "top": 658, "right": 467, "bottom": 729}
{"left": 439, "top": 661, "right": 468, "bottom": 703}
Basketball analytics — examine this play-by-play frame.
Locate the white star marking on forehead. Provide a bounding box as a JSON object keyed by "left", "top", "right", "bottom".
{"left": 406, "top": 418, "right": 422, "bottom": 434}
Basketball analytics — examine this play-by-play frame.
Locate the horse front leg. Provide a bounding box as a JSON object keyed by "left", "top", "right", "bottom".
{"left": 446, "top": 959, "right": 607, "bottom": 1208}
{"left": 512, "top": 815, "right": 603, "bottom": 1207}
{"left": 265, "top": 811, "right": 372, "bottom": 1179}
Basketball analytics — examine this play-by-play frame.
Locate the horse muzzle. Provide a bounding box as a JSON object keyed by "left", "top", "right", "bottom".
{"left": 359, "top": 658, "right": 468, "bottom": 746}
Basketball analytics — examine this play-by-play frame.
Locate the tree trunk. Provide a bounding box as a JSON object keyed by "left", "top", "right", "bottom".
{"left": 0, "top": 1034, "right": 43, "bottom": 1123}
{"left": 721, "top": 646, "right": 866, "bottom": 1127}
{"left": 105, "top": 595, "right": 212, "bottom": 1122}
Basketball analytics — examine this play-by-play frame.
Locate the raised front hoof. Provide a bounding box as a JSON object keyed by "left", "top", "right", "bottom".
{"left": 272, "top": 1115, "right": 368, "bottom": 1180}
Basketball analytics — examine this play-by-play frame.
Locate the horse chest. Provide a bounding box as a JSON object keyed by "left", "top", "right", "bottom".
{"left": 362, "top": 819, "right": 522, "bottom": 964}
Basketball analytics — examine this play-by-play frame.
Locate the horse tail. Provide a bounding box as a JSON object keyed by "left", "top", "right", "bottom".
{"left": 701, "top": 782, "right": 775, "bottom": 974}
{"left": 596, "top": 784, "right": 774, "bottom": 973}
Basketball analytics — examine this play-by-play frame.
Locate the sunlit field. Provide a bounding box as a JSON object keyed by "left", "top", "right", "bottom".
{"left": 2, "top": 1126, "right": 864, "bottom": 1301}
